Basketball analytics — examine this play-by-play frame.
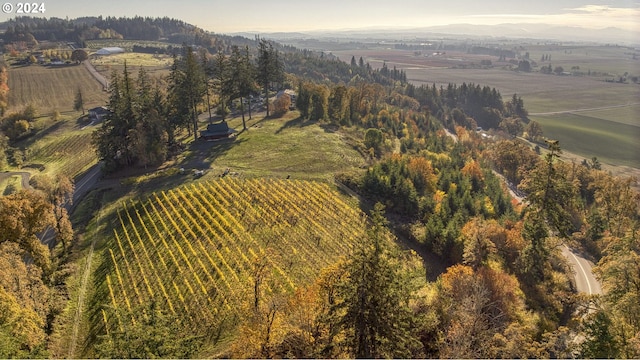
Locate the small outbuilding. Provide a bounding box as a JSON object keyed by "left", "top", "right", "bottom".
{"left": 88, "top": 106, "right": 109, "bottom": 122}
{"left": 200, "top": 121, "right": 237, "bottom": 141}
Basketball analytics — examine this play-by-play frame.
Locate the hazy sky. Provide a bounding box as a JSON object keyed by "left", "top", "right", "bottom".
{"left": 1, "top": 0, "right": 638, "bottom": 33}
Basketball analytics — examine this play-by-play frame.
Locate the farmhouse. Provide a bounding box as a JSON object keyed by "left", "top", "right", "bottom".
{"left": 95, "top": 47, "right": 125, "bottom": 56}
{"left": 276, "top": 89, "right": 296, "bottom": 102}
{"left": 200, "top": 121, "right": 237, "bottom": 140}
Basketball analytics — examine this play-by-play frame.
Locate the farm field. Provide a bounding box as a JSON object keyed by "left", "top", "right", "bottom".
{"left": 26, "top": 126, "right": 97, "bottom": 179}
{"left": 332, "top": 46, "right": 640, "bottom": 170}
{"left": 91, "top": 53, "right": 173, "bottom": 80}
{"left": 85, "top": 176, "right": 387, "bottom": 357}
{"left": 85, "top": 39, "right": 173, "bottom": 52}
{"left": 91, "top": 52, "right": 172, "bottom": 69}
{"left": 530, "top": 113, "right": 640, "bottom": 168}
{"left": 524, "top": 44, "right": 640, "bottom": 76}
{"left": 6, "top": 63, "right": 108, "bottom": 115}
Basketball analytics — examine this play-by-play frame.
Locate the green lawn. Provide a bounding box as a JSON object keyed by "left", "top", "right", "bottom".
{"left": 531, "top": 113, "right": 640, "bottom": 168}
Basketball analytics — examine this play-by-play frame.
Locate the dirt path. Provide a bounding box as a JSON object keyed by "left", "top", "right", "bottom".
{"left": 68, "top": 228, "right": 98, "bottom": 358}
{"left": 83, "top": 60, "right": 108, "bottom": 90}
{"left": 0, "top": 171, "right": 32, "bottom": 190}
{"left": 529, "top": 102, "right": 639, "bottom": 116}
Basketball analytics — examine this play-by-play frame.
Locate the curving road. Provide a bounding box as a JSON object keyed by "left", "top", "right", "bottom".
{"left": 562, "top": 245, "right": 603, "bottom": 295}
{"left": 39, "top": 163, "right": 103, "bottom": 249}
{"left": 529, "top": 102, "right": 639, "bottom": 116}
{"left": 494, "top": 170, "right": 603, "bottom": 295}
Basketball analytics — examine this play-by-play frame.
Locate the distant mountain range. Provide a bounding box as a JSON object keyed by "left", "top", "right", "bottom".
{"left": 233, "top": 23, "right": 639, "bottom": 45}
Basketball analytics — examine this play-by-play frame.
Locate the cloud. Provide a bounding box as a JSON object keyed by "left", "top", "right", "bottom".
{"left": 464, "top": 5, "right": 639, "bottom": 31}
{"left": 567, "top": 4, "right": 637, "bottom": 14}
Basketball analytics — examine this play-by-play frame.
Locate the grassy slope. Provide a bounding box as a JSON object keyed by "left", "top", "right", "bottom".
{"left": 9, "top": 114, "right": 99, "bottom": 180}
{"left": 60, "top": 111, "right": 371, "bottom": 357}
{"left": 183, "top": 111, "right": 367, "bottom": 181}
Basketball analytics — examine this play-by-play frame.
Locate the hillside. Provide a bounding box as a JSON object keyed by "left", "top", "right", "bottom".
{"left": 7, "top": 63, "right": 107, "bottom": 114}
{"left": 83, "top": 176, "right": 395, "bottom": 357}
{"left": 0, "top": 16, "right": 256, "bottom": 52}
{"left": 0, "top": 15, "right": 638, "bottom": 359}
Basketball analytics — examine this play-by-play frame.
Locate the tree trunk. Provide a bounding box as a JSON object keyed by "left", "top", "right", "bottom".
{"left": 241, "top": 96, "right": 246, "bottom": 130}
{"left": 264, "top": 83, "right": 270, "bottom": 117}
{"left": 206, "top": 85, "right": 212, "bottom": 122}
{"left": 192, "top": 100, "right": 198, "bottom": 142}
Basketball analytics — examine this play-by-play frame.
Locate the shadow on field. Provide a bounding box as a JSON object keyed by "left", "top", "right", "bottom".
{"left": 183, "top": 136, "right": 246, "bottom": 169}
{"left": 275, "top": 116, "right": 317, "bottom": 134}
{"left": 18, "top": 120, "right": 66, "bottom": 148}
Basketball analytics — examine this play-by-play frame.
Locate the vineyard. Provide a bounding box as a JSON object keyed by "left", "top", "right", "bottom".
{"left": 29, "top": 131, "right": 97, "bottom": 179}
{"left": 92, "top": 177, "right": 374, "bottom": 343}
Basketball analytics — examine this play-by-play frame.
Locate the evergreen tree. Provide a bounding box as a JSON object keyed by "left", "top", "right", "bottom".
{"left": 520, "top": 140, "right": 575, "bottom": 237}
{"left": 257, "top": 39, "right": 284, "bottom": 117}
{"left": 92, "top": 64, "right": 137, "bottom": 171}
{"left": 167, "top": 45, "right": 206, "bottom": 142}
{"left": 212, "top": 50, "right": 230, "bottom": 119}
{"left": 73, "top": 87, "right": 84, "bottom": 115}
{"left": 580, "top": 310, "right": 620, "bottom": 358}
{"left": 335, "top": 203, "right": 418, "bottom": 358}
{"left": 93, "top": 66, "right": 169, "bottom": 171}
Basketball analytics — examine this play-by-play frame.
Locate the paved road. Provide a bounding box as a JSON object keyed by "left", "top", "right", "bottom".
{"left": 40, "top": 163, "right": 103, "bottom": 249}
{"left": 562, "top": 245, "right": 603, "bottom": 295}
{"left": 529, "top": 102, "right": 639, "bottom": 116}
{"left": 493, "top": 170, "right": 602, "bottom": 295}
{"left": 70, "top": 163, "right": 102, "bottom": 211}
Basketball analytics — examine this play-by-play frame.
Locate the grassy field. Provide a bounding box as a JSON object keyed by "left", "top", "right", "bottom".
{"left": 91, "top": 52, "right": 173, "bottom": 69}
{"left": 0, "top": 174, "right": 22, "bottom": 195}
{"left": 85, "top": 39, "right": 172, "bottom": 52}
{"left": 180, "top": 111, "right": 367, "bottom": 182}
{"left": 6, "top": 63, "right": 108, "bottom": 115}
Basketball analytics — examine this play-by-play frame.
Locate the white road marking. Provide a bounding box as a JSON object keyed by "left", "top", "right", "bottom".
{"left": 565, "top": 245, "right": 593, "bottom": 295}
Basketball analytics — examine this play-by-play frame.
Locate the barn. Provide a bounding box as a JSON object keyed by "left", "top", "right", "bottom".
{"left": 200, "top": 121, "right": 237, "bottom": 141}
{"left": 95, "top": 47, "right": 125, "bottom": 55}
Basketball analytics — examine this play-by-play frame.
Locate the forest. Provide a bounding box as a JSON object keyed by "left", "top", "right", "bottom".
{"left": 0, "top": 16, "right": 638, "bottom": 358}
